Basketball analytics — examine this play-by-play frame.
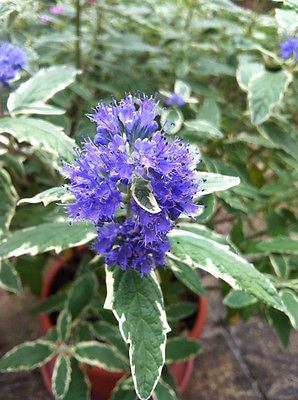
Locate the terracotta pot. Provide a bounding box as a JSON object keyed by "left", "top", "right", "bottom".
{"left": 40, "top": 256, "right": 207, "bottom": 399}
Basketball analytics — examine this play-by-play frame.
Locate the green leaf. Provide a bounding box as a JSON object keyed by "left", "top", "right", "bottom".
{"left": 168, "top": 228, "right": 284, "bottom": 311}
{"left": 75, "top": 322, "right": 94, "bottom": 342}
{"left": 245, "top": 237, "right": 298, "bottom": 256}
{"left": 226, "top": 133, "right": 275, "bottom": 148}
{"left": 265, "top": 210, "right": 287, "bottom": 237}
{"left": 0, "top": 153, "right": 25, "bottom": 178}
{"left": 195, "top": 194, "right": 216, "bottom": 223}
{"left": 11, "top": 104, "right": 66, "bottom": 116}
{"left": 160, "top": 365, "right": 180, "bottom": 397}
{"left": 67, "top": 272, "right": 97, "bottom": 320}
{"left": 0, "top": 3, "right": 15, "bottom": 19}
{"left": 0, "top": 340, "right": 56, "bottom": 371}
{"left": 165, "top": 302, "right": 197, "bottom": 321}
{"left": 198, "top": 98, "right": 221, "bottom": 128}
{"left": 285, "top": 279, "right": 298, "bottom": 291}
{"left": 184, "top": 119, "right": 223, "bottom": 139}
{"left": 31, "top": 292, "right": 67, "bottom": 315}
{"left": 165, "top": 337, "right": 203, "bottom": 363}
{"left": 14, "top": 254, "right": 45, "bottom": 297}
{"left": 0, "top": 117, "right": 75, "bottom": 162}
{"left": 269, "top": 254, "right": 289, "bottom": 279}
{"left": 131, "top": 177, "right": 161, "bottom": 214}
{"left": 177, "top": 223, "right": 229, "bottom": 246}
{"left": 111, "top": 376, "right": 137, "bottom": 400}
{"left": 43, "top": 327, "right": 59, "bottom": 344}
{"left": 281, "top": 0, "right": 298, "bottom": 11}
{"left": 73, "top": 341, "right": 127, "bottom": 371}
{"left": 174, "top": 79, "right": 191, "bottom": 100}
{"left": 104, "top": 265, "right": 170, "bottom": 400}
{"left": 275, "top": 9, "right": 298, "bottom": 33}
{"left": 62, "top": 358, "right": 90, "bottom": 400}
{"left": 248, "top": 70, "right": 292, "bottom": 125}
{"left": 258, "top": 122, "right": 298, "bottom": 161}
{"left": 152, "top": 379, "right": 181, "bottom": 400}
{"left": 196, "top": 57, "right": 235, "bottom": 76}
{"left": 52, "top": 354, "right": 71, "bottom": 400}
{"left": 280, "top": 290, "right": 298, "bottom": 330}
{"left": 0, "top": 259, "right": 22, "bottom": 295}
{"left": 194, "top": 171, "right": 240, "bottom": 196}
{"left": 0, "top": 221, "right": 96, "bottom": 260}
{"left": 57, "top": 310, "right": 72, "bottom": 343}
{"left": 266, "top": 307, "right": 291, "bottom": 348}
{"left": 91, "top": 321, "right": 128, "bottom": 358}
{"left": 236, "top": 57, "right": 265, "bottom": 91}
{"left": 18, "top": 187, "right": 75, "bottom": 207}
{"left": 223, "top": 290, "right": 258, "bottom": 308}
{"left": 160, "top": 108, "right": 183, "bottom": 134}
{"left": 7, "top": 66, "right": 79, "bottom": 115}
{"left": 167, "top": 258, "right": 206, "bottom": 296}
{"left": 0, "top": 168, "right": 18, "bottom": 234}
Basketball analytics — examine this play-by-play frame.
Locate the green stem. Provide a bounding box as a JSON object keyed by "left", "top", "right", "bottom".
{"left": 126, "top": 186, "right": 132, "bottom": 219}
{"left": 75, "top": 0, "right": 81, "bottom": 69}
{"left": 69, "top": 0, "right": 82, "bottom": 138}
{"left": 0, "top": 141, "right": 59, "bottom": 184}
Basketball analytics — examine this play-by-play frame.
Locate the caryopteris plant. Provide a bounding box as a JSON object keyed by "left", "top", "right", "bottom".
{"left": 0, "top": 0, "right": 297, "bottom": 399}
{"left": 0, "top": 93, "right": 288, "bottom": 400}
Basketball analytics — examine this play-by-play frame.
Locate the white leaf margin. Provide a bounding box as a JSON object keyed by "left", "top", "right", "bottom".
{"left": 7, "top": 66, "right": 80, "bottom": 115}
{"left": 248, "top": 70, "right": 292, "bottom": 126}
{"left": 104, "top": 266, "right": 171, "bottom": 400}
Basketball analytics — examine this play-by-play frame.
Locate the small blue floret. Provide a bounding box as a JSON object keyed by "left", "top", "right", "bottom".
{"left": 280, "top": 37, "right": 298, "bottom": 62}
{"left": 0, "top": 40, "right": 26, "bottom": 87}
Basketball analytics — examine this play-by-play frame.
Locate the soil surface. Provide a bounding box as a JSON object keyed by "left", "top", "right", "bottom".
{"left": 0, "top": 275, "right": 297, "bottom": 400}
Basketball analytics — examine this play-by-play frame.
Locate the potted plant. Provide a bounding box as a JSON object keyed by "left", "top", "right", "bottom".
{"left": 0, "top": 94, "right": 288, "bottom": 400}
{"left": 37, "top": 247, "right": 208, "bottom": 399}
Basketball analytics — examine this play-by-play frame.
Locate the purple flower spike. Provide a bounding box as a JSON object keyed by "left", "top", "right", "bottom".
{"left": 61, "top": 94, "right": 203, "bottom": 276}
{"left": 165, "top": 92, "right": 185, "bottom": 107}
{"left": 88, "top": 93, "right": 160, "bottom": 144}
{"left": 0, "top": 40, "right": 26, "bottom": 87}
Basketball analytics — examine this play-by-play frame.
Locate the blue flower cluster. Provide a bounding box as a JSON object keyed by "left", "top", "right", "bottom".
{"left": 94, "top": 219, "right": 171, "bottom": 275}
{"left": 165, "top": 92, "right": 185, "bottom": 107}
{"left": 62, "top": 94, "right": 201, "bottom": 275}
{"left": 0, "top": 40, "right": 26, "bottom": 87}
{"left": 280, "top": 37, "right": 298, "bottom": 62}
{"left": 89, "top": 93, "right": 160, "bottom": 145}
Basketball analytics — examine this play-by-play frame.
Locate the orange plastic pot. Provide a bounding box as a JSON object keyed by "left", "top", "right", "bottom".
{"left": 40, "top": 257, "right": 207, "bottom": 399}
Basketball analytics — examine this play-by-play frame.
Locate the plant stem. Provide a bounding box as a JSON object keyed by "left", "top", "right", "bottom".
{"left": 126, "top": 186, "right": 132, "bottom": 219}
{"left": 69, "top": 0, "right": 82, "bottom": 138}
{"left": 75, "top": 0, "right": 81, "bottom": 69}
{"left": 0, "top": 141, "right": 59, "bottom": 183}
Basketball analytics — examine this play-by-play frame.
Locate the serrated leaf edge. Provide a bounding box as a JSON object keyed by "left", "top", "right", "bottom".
{"left": 104, "top": 267, "right": 171, "bottom": 400}
{"left": 168, "top": 229, "right": 284, "bottom": 312}
{"left": 7, "top": 66, "right": 80, "bottom": 114}
{"left": 248, "top": 70, "right": 292, "bottom": 126}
